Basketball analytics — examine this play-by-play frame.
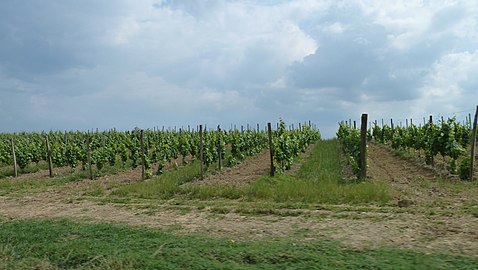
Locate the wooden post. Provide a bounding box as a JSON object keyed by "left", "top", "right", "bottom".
{"left": 140, "top": 129, "right": 145, "bottom": 180}
{"left": 267, "top": 123, "right": 274, "bottom": 176}
{"left": 217, "top": 125, "right": 222, "bottom": 171}
{"left": 470, "top": 106, "right": 478, "bottom": 180}
{"left": 11, "top": 138, "right": 18, "bottom": 177}
{"left": 64, "top": 131, "right": 69, "bottom": 167}
{"left": 353, "top": 121, "right": 356, "bottom": 129}
{"left": 86, "top": 133, "right": 93, "bottom": 180}
{"left": 199, "top": 125, "right": 204, "bottom": 180}
{"left": 406, "top": 119, "right": 408, "bottom": 128}
{"left": 469, "top": 113, "right": 473, "bottom": 129}
{"left": 429, "top": 115, "right": 433, "bottom": 124}
{"left": 390, "top": 118, "right": 394, "bottom": 131}
{"left": 360, "top": 114, "right": 368, "bottom": 179}
{"left": 45, "top": 135, "right": 53, "bottom": 178}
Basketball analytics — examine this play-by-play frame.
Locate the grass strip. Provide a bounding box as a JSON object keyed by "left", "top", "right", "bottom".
{"left": 0, "top": 218, "right": 476, "bottom": 270}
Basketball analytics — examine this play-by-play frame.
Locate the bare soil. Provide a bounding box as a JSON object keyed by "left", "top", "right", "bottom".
{"left": 0, "top": 143, "right": 477, "bottom": 257}
{"left": 195, "top": 145, "right": 314, "bottom": 186}
{"left": 194, "top": 151, "right": 270, "bottom": 186}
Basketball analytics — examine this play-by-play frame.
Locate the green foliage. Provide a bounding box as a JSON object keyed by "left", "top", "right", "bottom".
{"left": 0, "top": 120, "right": 318, "bottom": 178}
{"left": 336, "top": 123, "right": 362, "bottom": 177}
{"left": 272, "top": 119, "right": 321, "bottom": 173}
{"left": 370, "top": 117, "right": 470, "bottom": 176}
{"left": 459, "top": 156, "right": 472, "bottom": 180}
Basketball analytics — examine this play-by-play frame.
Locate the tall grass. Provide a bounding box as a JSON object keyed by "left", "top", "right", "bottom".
{"left": 111, "top": 140, "right": 390, "bottom": 205}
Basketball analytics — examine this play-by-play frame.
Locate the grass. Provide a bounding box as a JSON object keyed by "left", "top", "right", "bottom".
{"left": 0, "top": 218, "right": 476, "bottom": 269}
{"left": 0, "top": 168, "right": 97, "bottom": 196}
{"left": 110, "top": 140, "right": 391, "bottom": 205}
{"left": 111, "top": 161, "right": 202, "bottom": 198}
{"left": 0, "top": 162, "right": 49, "bottom": 178}
{"left": 0, "top": 174, "right": 82, "bottom": 196}
{"left": 0, "top": 161, "right": 146, "bottom": 196}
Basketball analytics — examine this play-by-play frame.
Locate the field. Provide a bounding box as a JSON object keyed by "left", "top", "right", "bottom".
{"left": 1, "top": 137, "right": 478, "bottom": 269}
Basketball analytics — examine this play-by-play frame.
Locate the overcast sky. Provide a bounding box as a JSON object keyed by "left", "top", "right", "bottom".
{"left": 1, "top": 0, "right": 477, "bottom": 137}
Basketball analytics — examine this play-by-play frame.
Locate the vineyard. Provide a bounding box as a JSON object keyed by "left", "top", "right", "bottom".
{"left": 337, "top": 113, "right": 478, "bottom": 180}
{"left": 0, "top": 120, "right": 320, "bottom": 180}
{"left": 1, "top": 117, "right": 478, "bottom": 268}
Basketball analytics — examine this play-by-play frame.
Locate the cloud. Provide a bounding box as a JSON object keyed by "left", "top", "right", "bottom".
{"left": 0, "top": 0, "right": 477, "bottom": 137}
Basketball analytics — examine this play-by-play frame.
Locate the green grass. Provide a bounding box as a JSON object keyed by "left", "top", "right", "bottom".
{"left": 111, "top": 161, "right": 202, "bottom": 198}
{"left": 0, "top": 162, "right": 49, "bottom": 179}
{"left": 111, "top": 140, "right": 391, "bottom": 205}
{"left": 0, "top": 161, "right": 150, "bottom": 196}
{"left": 0, "top": 218, "right": 476, "bottom": 269}
{"left": 0, "top": 168, "right": 101, "bottom": 196}
{"left": 0, "top": 174, "right": 79, "bottom": 196}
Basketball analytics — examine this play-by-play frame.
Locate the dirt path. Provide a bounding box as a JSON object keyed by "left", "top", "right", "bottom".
{"left": 195, "top": 150, "right": 270, "bottom": 186}
{"left": 367, "top": 142, "right": 477, "bottom": 207}
{"left": 368, "top": 142, "right": 436, "bottom": 183}
{"left": 0, "top": 193, "right": 477, "bottom": 255}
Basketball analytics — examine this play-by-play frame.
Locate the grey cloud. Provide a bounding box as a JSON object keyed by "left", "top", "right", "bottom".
{"left": 285, "top": 2, "right": 473, "bottom": 104}
{"left": 1, "top": 0, "right": 477, "bottom": 138}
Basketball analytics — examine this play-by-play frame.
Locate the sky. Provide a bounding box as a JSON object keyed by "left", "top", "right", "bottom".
{"left": 1, "top": 0, "right": 477, "bottom": 137}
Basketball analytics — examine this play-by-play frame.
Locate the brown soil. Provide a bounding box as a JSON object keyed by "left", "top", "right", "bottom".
{"left": 195, "top": 145, "right": 314, "bottom": 186}
{"left": 0, "top": 142, "right": 477, "bottom": 257}
{"left": 194, "top": 151, "right": 270, "bottom": 186}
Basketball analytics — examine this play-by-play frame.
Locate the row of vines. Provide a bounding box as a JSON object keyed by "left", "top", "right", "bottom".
{"left": 336, "top": 123, "right": 362, "bottom": 177}
{"left": 370, "top": 117, "right": 474, "bottom": 179}
{"left": 0, "top": 120, "right": 320, "bottom": 179}
{"left": 338, "top": 115, "right": 477, "bottom": 180}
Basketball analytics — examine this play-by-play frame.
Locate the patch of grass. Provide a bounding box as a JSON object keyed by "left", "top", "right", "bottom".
{"left": 0, "top": 177, "right": 71, "bottom": 196}
{"left": 210, "top": 206, "right": 231, "bottom": 214}
{"left": 108, "top": 140, "right": 391, "bottom": 205}
{"left": 0, "top": 163, "right": 134, "bottom": 196}
{"left": 187, "top": 140, "right": 390, "bottom": 204}
{"left": 0, "top": 218, "right": 476, "bottom": 269}
{"left": 462, "top": 201, "right": 478, "bottom": 217}
{"left": 234, "top": 205, "right": 303, "bottom": 217}
{"left": 0, "top": 163, "right": 50, "bottom": 179}
{"left": 111, "top": 161, "right": 201, "bottom": 199}
{"left": 83, "top": 184, "right": 105, "bottom": 197}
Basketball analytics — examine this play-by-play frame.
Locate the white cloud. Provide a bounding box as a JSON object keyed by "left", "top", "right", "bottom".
{"left": 323, "top": 22, "right": 348, "bottom": 34}
{"left": 1, "top": 0, "right": 478, "bottom": 137}
{"left": 421, "top": 50, "right": 478, "bottom": 98}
